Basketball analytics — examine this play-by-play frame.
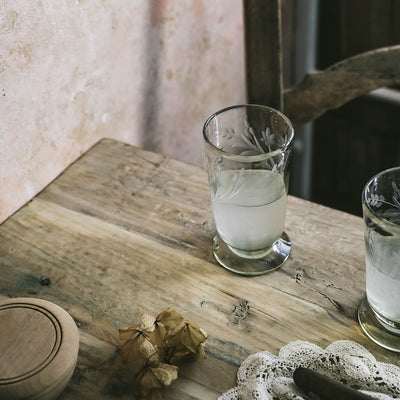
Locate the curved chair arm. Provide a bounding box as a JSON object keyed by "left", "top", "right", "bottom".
{"left": 284, "top": 45, "right": 400, "bottom": 126}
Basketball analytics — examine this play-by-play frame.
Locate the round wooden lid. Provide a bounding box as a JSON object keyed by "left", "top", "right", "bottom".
{"left": 0, "top": 298, "right": 79, "bottom": 400}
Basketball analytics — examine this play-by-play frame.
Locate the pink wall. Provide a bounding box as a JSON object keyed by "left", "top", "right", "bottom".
{"left": 0, "top": 0, "right": 245, "bottom": 223}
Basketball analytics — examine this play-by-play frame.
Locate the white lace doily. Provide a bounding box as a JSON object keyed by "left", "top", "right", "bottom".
{"left": 219, "top": 340, "right": 400, "bottom": 400}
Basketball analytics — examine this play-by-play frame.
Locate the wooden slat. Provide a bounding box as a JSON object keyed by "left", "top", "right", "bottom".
{"left": 284, "top": 45, "right": 400, "bottom": 125}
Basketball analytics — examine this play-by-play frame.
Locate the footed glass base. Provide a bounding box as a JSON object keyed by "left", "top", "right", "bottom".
{"left": 358, "top": 297, "right": 400, "bottom": 352}
{"left": 212, "top": 232, "right": 291, "bottom": 276}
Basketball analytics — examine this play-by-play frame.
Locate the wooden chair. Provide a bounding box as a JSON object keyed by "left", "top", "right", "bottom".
{"left": 244, "top": 0, "right": 400, "bottom": 126}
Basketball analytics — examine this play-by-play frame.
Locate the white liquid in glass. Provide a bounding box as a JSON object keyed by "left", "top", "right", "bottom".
{"left": 366, "top": 233, "right": 400, "bottom": 324}
{"left": 211, "top": 170, "right": 287, "bottom": 252}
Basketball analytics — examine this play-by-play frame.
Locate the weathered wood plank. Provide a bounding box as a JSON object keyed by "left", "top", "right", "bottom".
{"left": 0, "top": 139, "right": 398, "bottom": 399}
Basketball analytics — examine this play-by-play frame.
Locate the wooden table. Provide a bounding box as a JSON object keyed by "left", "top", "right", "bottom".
{"left": 0, "top": 139, "right": 398, "bottom": 399}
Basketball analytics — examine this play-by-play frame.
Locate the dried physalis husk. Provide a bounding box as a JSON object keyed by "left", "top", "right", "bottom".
{"left": 135, "top": 363, "right": 178, "bottom": 398}
{"left": 168, "top": 320, "right": 208, "bottom": 359}
{"left": 156, "top": 308, "right": 184, "bottom": 335}
{"left": 141, "top": 313, "right": 168, "bottom": 349}
{"left": 119, "top": 324, "right": 157, "bottom": 363}
{"left": 119, "top": 308, "right": 208, "bottom": 399}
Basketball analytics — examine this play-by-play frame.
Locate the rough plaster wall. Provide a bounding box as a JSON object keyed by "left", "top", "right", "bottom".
{"left": 0, "top": 0, "right": 245, "bottom": 223}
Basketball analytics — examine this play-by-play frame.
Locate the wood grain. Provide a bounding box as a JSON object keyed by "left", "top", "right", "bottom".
{"left": 0, "top": 139, "right": 398, "bottom": 399}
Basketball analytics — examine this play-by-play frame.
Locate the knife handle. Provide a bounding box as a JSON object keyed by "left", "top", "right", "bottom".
{"left": 293, "top": 367, "right": 375, "bottom": 400}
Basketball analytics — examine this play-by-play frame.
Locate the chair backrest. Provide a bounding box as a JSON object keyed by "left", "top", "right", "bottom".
{"left": 244, "top": 0, "right": 400, "bottom": 126}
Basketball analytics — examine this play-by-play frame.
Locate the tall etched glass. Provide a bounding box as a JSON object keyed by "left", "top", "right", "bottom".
{"left": 358, "top": 167, "right": 400, "bottom": 352}
{"left": 203, "top": 105, "right": 294, "bottom": 275}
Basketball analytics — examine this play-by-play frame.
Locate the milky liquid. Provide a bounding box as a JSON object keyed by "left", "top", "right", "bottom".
{"left": 211, "top": 170, "right": 287, "bottom": 252}
{"left": 366, "top": 230, "right": 400, "bottom": 324}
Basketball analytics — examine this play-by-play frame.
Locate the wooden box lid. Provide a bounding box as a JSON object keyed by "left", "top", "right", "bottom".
{"left": 0, "top": 298, "right": 79, "bottom": 400}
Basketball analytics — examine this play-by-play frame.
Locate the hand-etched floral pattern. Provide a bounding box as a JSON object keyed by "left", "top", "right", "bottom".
{"left": 226, "top": 118, "right": 289, "bottom": 157}
{"left": 368, "top": 194, "right": 385, "bottom": 207}
{"left": 213, "top": 168, "right": 246, "bottom": 201}
{"left": 366, "top": 180, "right": 400, "bottom": 223}
{"left": 212, "top": 168, "right": 287, "bottom": 202}
{"left": 205, "top": 106, "right": 293, "bottom": 216}
{"left": 392, "top": 182, "right": 400, "bottom": 208}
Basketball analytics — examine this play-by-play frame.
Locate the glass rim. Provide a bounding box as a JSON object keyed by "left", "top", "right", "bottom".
{"left": 362, "top": 166, "right": 400, "bottom": 231}
{"left": 202, "top": 104, "right": 294, "bottom": 162}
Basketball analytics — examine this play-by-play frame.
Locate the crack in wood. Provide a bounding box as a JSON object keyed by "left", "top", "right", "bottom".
{"left": 318, "top": 292, "right": 346, "bottom": 315}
